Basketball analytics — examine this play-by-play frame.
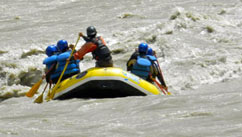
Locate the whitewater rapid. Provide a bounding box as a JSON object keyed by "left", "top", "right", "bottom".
{"left": 0, "top": 0, "right": 242, "bottom": 136}
{"left": 1, "top": 0, "right": 242, "bottom": 97}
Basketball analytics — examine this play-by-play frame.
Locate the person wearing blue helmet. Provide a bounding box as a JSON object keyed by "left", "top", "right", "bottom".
{"left": 43, "top": 45, "right": 59, "bottom": 83}
{"left": 147, "top": 47, "right": 154, "bottom": 56}
{"left": 57, "top": 40, "right": 69, "bottom": 52}
{"left": 43, "top": 40, "right": 81, "bottom": 84}
{"left": 146, "top": 47, "right": 167, "bottom": 89}
{"left": 46, "top": 45, "right": 58, "bottom": 57}
{"left": 126, "top": 43, "right": 148, "bottom": 71}
{"left": 126, "top": 43, "right": 154, "bottom": 80}
{"left": 138, "top": 43, "right": 149, "bottom": 53}
{"left": 127, "top": 43, "right": 148, "bottom": 71}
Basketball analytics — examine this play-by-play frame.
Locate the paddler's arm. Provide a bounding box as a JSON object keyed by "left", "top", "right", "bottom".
{"left": 151, "top": 63, "right": 167, "bottom": 90}
{"left": 79, "top": 32, "right": 91, "bottom": 42}
{"left": 150, "top": 64, "right": 156, "bottom": 78}
{"left": 74, "top": 42, "right": 97, "bottom": 60}
{"left": 127, "top": 59, "right": 136, "bottom": 71}
{"left": 157, "top": 73, "right": 167, "bottom": 88}
{"left": 69, "top": 44, "right": 76, "bottom": 52}
{"left": 126, "top": 50, "right": 139, "bottom": 71}
{"left": 44, "top": 63, "right": 56, "bottom": 83}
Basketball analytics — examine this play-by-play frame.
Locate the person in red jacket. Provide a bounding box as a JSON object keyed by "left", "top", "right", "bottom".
{"left": 74, "top": 26, "right": 113, "bottom": 67}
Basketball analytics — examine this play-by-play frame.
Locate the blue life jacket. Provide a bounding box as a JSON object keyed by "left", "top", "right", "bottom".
{"left": 43, "top": 50, "right": 80, "bottom": 80}
{"left": 131, "top": 56, "right": 151, "bottom": 80}
{"left": 147, "top": 55, "right": 157, "bottom": 70}
{"left": 147, "top": 55, "right": 159, "bottom": 76}
{"left": 147, "top": 55, "right": 157, "bottom": 62}
{"left": 43, "top": 54, "right": 58, "bottom": 69}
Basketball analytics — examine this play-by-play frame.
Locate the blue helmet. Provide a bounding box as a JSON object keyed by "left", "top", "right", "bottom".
{"left": 57, "top": 40, "right": 68, "bottom": 52}
{"left": 46, "top": 45, "right": 58, "bottom": 57}
{"left": 138, "top": 43, "right": 148, "bottom": 54}
{"left": 147, "top": 47, "right": 153, "bottom": 55}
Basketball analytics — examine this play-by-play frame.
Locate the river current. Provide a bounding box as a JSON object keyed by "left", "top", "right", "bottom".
{"left": 0, "top": 0, "right": 242, "bottom": 136}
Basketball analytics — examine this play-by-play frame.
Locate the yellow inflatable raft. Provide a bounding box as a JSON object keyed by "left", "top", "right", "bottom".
{"left": 53, "top": 67, "right": 161, "bottom": 100}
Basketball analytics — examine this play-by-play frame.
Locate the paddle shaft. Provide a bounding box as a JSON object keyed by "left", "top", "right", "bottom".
{"left": 25, "top": 63, "right": 56, "bottom": 97}
{"left": 43, "top": 63, "right": 56, "bottom": 80}
{"left": 50, "top": 36, "right": 80, "bottom": 99}
{"left": 34, "top": 82, "right": 48, "bottom": 103}
{"left": 152, "top": 78, "right": 166, "bottom": 95}
{"left": 154, "top": 54, "right": 167, "bottom": 89}
{"left": 41, "top": 82, "right": 49, "bottom": 94}
{"left": 25, "top": 79, "right": 43, "bottom": 97}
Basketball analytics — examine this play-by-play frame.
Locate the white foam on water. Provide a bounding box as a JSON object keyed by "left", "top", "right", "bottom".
{"left": 1, "top": 0, "right": 242, "bottom": 137}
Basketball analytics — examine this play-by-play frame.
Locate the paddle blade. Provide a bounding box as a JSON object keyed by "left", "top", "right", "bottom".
{"left": 163, "top": 87, "right": 171, "bottom": 95}
{"left": 49, "top": 86, "right": 57, "bottom": 100}
{"left": 34, "top": 92, "right": 44, "bottom": 104}
{"left": 167, "top": 91, "right": 171, "bottom": 95}
{"left": 45, "top": 89, "right": 52, "bottom": 101}
{"left": 153, "top": 79, "right": 166, "bottom": 95}
{"left": 25, "top": 79, "right": 43, "bottom": 97}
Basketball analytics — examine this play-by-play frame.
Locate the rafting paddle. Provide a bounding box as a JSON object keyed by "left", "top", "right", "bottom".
{"left": 150, "top": 77, "right": 166, "bottom": 95}
{"left": 154, "top": 78, "right": 171, "bottom": 95}
{"left": 154, "top": 54, "right": 171, "bottom": 95}
{"left": 34, "top": 82, "right": 48, "bottom": 103}
{"left": 48, "top": 36, "right": 80, "bottom": 100}
{"left": 25, "top": 64, "right": 55, "bottom": 97}
{"left": 25, "top": 79, "right": 43, "bottom": 97}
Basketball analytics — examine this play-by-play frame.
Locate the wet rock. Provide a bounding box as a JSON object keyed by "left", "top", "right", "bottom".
{"left": 170, "top": 11, "right": 181, "bottom": 20}
{"left": 7, "top": 67, "right": 42, "bottom": 86}
{"left": 111, "top": 48, "right": 125, "bottom": 55}
{"left": 145, "top": 35, "right": 157, "bottom": 43}
{"left": 118, "top": 13, "right": 135, "bottom": 19}
{"left": 19, "top": 67, "right": 42, "bottom": 86}
{"left": 0, "top": 71, "right": 6, "bottom": 78}
{"left": 7, "top": 73, "right": 18, "bottom": 86}
{"left": 218, "top": 9, "right": 226, "bottom": 15}
{"left": 2, "top": 62, "right": 17, "bottom": 68}
{"left": 0, "top": 85, "right": 29, "bottom": 100}
{"left": 14, "top": 16, "right": 20, "bottom": 20}
{"left": 186, "top": 12, "right": 200, "bottom": 22}
{"left": 21, "top": 49, "right": 44, "bottom": 58}
{"left": 0, "top": 50, "right": 8, "bottom": 55}
{"left": 205, "top": 26, "right": 214, "bottom": 33}
{"left": 118, "top": 13, "right": 145, "bottom": 19}
{"left": 0, "top": 67, "right": 5, "bottom": 78}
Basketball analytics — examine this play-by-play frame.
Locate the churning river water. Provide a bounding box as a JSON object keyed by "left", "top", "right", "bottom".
{"left": 0, "top": 0, "right": 242, "bottom": 136}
